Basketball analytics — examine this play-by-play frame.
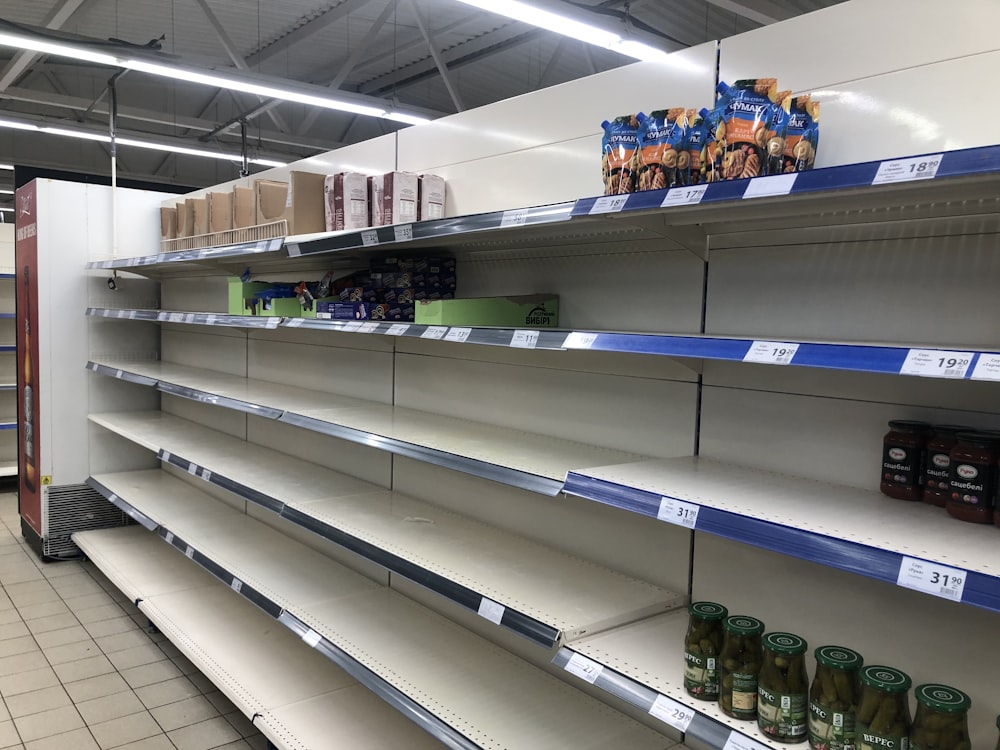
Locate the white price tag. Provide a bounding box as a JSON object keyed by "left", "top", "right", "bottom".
{"left": 230, "top": 578, "right": 242, "bottom": 593}
{"left": 873, "top": 154, "right": 943, "bottom": 185}
{"left": 661, "top": 184, "right": 708, "bottom": 207}
{"left": 361, "top": 230, "right": 379, "bottom": 247}
{"left": 971, "top": 353, "right": 1000, "bottom": 381}
{"left": 900, "top": 349, "right": 973, "bottom": 379}
{"left": 116, "top": 309, "right": 126, "bottom": 319}
{"left": 743, "top": 341, "right": 800, "bottom": 365}
{"left": 564, "top": 652, "right": 604, "bottom": 684}
{"left": 588, "top": 195, "right": 629, "bottom": 215}
{"left": 649, "top": 694, "right": 695, "bottom": 732}
{"left": 477, "top": 597, "right": 506, "bottom": 625}
{"left": 162, "top": 451, "right": 172, "bottom": 463}
{"left": 386, "top": 324, "right": 410, "bottom": 336}
{"left": 164, "top": 532, "right": 174, "bottom": 544}
{"left": 286, "top": 318, "right": 304, "bottom": 328}
{"left": 205, "top": 315, "right": 216, "bottom": 326}
{"left": 562, "top": 332, "right": 598, "bottom": 349}
{"left": 743, "top": 173, "right": 798, "bottom": 199}
{"left": 657, "top": 497, "right": 700, "bottom": 529}
{"left": 342, "top": 321, "right": 363, "bottom": 332}
{"left": 896, "top": 556, "right": 966, "bottom": 602}
{"left": 723, "top": 730, "right": 770, "bottom": 750}
{"left": 444, "top": 327, "right": 472, "bottom": 343}
{"left": 89, "top": 362, "right": 98, "bottom": 371}
{"left": 185, "top": 546, "right": 194, "bottom": 559}
{"left": 109, "top": 494, "right": 119, "bottom": 505}
{"left": 184, "top": 314, "right": 195, "bottom": 324}
{"left": 302, "top": 629, "right": 322, "bottom": 648}
{"left": 359, "top": 322, "right": 380, "bottom": 333}
{"left": 187, "top": 463, "right": 197, "bottom": 476}
{"left": 202, "top": 469, "right": 212, "bottom": 483}
{"left": 421, "top": 326, "right": 448, "bottom": 340}
{"left": 128, "top": 310, "right": 137, "bottom": 319}
{"left": 510, "top": 330, "right": 539, "bottom": 349}
{"left": 500, "top": 209, "right": 528, "bottom": 228}
{"left": 115, "top": 369, "right": 123, "bottom": 379}
{"left": 169, "top": 312, "right": 182, "bottom": 323}
{"left": 394, "top": 224, "right": 413, "bottom": 242}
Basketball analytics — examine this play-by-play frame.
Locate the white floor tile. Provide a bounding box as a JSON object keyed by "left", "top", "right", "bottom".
{"left": 24, "top": 727, "right": 99, "bottom": 750}
{"left": 120, "top": 661, "right": 183, "bottom": 690}
{"left": 106, "top": 644, "right": 169, "bottom": 672}
{"left": 95, "top": 630, "right": 155, "bottom": 655}
{"left": 52, "top": 655, "right": 116, "bottom": 684}
{"left": 133, "top": 677, "right": 201, "bottom": 710}
{"left": 13, "top": 705, "right": 85, "bottom": 742}
{"left": 43, "top": 639, "right": 102, "bottom": 666}
{"left": 150, "top": 695, "right": 219, "bottom": 732}
{"left": 89, "top": 712, "right": 162, "bottom": 750}
{"left": 0, "top": 637, "right": 38, "bottom": 658}
{"left": 76, "top": 691, "right": 146, "bottom": 726}
{"left": 63, "top": 673, "right": 132, "bottom": 704}
{"left": 0, "top": 667, "right": 60, "bottom": 697}
{"left": 85, "top": 617, "right": 139, "bottom": 640}
{"left": 32, "top": 625, "right": 91, "bottom": 649}
{"left": 111, "top": 735, "right": 175, "bottom": 750}
{"left": 24, "top": 613, "right": 77, "bottom": 634}
{"left": 0, "top": 720, "right": 21, "bottom": 748}
{"left": 4, "top": 686, "right": 72, "bottom": 720}
{"left": 167, "top": 716, "right": 241, "bottom": 750}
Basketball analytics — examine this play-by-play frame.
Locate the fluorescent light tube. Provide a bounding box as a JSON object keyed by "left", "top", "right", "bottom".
{"left": 450, "top": 0, "right": 667, "bottom": 60}
{"left": 0, "top": 165, "right": 13, "bottom": 171}
{"left": 0, "top": 32, "right": 120, "bottom": 66}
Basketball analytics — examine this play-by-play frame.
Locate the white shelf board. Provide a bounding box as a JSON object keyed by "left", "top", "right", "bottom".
{"left": 85, "top": 474, "right": 675, "bottom": 750}
{"left": 88, "top": 358, "right": 645, "bottom": 490}
{"left": 90, "top": 410, "right": 682, "bottom": 644}
{"left": 72, "top": 527, "right": 448, "bottom": 750}
{"left": 566, "top": 457, "right": 1000, "bottom": 611}
{"left": 0, "top": 460, "right": 16, "bottom": 477}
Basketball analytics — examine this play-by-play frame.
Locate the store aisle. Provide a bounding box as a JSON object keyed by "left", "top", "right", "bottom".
{"left": 0, "top": 492, "right": 267, "bottom": 750}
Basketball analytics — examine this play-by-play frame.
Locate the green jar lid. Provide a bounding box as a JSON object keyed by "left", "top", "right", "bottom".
{"left": 915, "top": 684, "right": 971, "bottom": 713}
{"left": 724, "top": 615, "right": 764, "bottom": 635}
{"left": 861, "top": 665, "right": 911, "bottom": 693}
{"left": 689, "top": 602, "right": 728, "bottom": 620}
{"left": 764, "top": 632, "right": 807, "bottom": 655}
{"left": 815, "top": 645, "right": 863, "bottom": 670}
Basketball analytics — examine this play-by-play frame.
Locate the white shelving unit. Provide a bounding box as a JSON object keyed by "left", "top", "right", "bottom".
{"left": 0, "top": 225, "right": 14, "bottom": 478}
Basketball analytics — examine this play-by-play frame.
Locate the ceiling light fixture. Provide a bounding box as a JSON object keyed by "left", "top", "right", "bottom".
{"left": 450, "top": 0, "right": 668, "bottom": 60}
{"left": 0, "top": 115, "right": 286, "bottom": 168}
{"left": 0, "top": 28, "right": 432, "bottom": 125}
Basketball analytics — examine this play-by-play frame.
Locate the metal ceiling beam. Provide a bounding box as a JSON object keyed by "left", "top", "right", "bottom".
{"left": 0, "top": 0, "right": 93, "bottom": 92}
{"left": 348, "top": 11, "right": 482, "bottom": 75}
{"left": 40, "top": 71, "right": 116, "bottom": 163}
{"left": 245, "top": 0, "right": 375, "bottom": 67}
{"left": 192, "top": 0, "right": 291, "bottom": 134}
{"left": 702, "top": 0, "right": 787, "bottom": 25}
{"left": 538, "top": 38, "right": 567, "bottom": 88}
{"left": 408, "top": 0, "right": 464, "bottom": 112}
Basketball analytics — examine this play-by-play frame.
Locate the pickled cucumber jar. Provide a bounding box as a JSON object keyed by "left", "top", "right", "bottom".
{"left": 910, "top": 684, "right": 970, "bottom": 750}
{"left": 808, "top": 645, "right": 863, "bottom": 750}
{"left": 856, "top": 666, "right": 912, "bottom": 750}
{"left": 684, "top": 602, "right": 728, "bottom": 701}
{"left": 719, "top": 615, "right": 765, "bottom": 720}
{"left": 758, "top": 632, "right": 809, "bottom": 743}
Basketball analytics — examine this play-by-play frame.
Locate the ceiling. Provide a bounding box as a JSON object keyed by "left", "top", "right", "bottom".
{"left": 0, "top": 0, "right": 846, "bottom": 201}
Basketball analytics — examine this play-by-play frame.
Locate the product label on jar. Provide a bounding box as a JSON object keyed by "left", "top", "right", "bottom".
{"left": 731, "top": 673, "right": 758, "bottom": 718}
{"left": 882, "top": 444, "right": 920, "bottom": 487}
{"left": 684, "top": 650, "right": 719, "bottom": 698}
{"left": 809, "top": 700, "right": 856, "bottom": 750}
{"left": 857, "top": 724, "right": 908, "bottom": 750}
{"left": 949, "top": 460, "right": 996, "bottom": 508}
{"left": 923, "top": 451, "right": 950, "bottom": 489}
{"left": 758, "top": 686, "right": 807, "bottom": 740}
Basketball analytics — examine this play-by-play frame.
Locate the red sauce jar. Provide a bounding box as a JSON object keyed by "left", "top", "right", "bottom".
{"left": 946, "top": 432, "right": 1000, "bottom": 524}
{"left": 922, "top": 425, "right": 971, "bottom": 507}
{"left": 880, "top": 420, "right": 931, "bottom": 501}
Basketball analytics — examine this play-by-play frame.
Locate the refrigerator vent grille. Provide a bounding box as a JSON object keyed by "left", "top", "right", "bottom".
{"left": 44, "top": 484, "right": 130, "bottom": 559}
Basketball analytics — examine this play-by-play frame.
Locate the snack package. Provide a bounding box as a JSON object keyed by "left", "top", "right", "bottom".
{"left": 701, "top": 81, "right": 731, "bottom": 183}
{"left": 683, "top": 108, "right": 710, "bottom": 185}
{"left": 634, "top": 108, "right": 688, "bottom": 191}
{"left": 783, "top": 95, "right": 820, "bottom": 172}
{"left": 763, "top": 92, "right": 791, "bottom": 176}
{"left": 718, "top": 78, "right": 779, "bottom": 180}
{"left": 601, "top": 114, "right": 641, "bottom": 195}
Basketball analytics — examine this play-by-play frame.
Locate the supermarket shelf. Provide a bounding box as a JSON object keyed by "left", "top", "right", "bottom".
{"left": 0, "top": 346, "right": 13, "bottom": 353}
{"left": 85, "top": 237, "right": 285, "bottom": 275}
{"left": 86, "top": 358, "right": 643, "bottom": 495}
{"left": 553, "top": 608, "right": 783, "bottom": 750}
{"left": 87, "top": 307, "right": 281, "bottom": 329}
{"left": 0, "top": 420, "right": 15, "bottom": 430}
{"left": 0, "top": 460, "right": 17, "bottom": 477}
{"left": 565, "top": 457, "right": 1000, "bottom": 612}
{"left": 82, "top": 472, "right": 675, "bottom": 750}
{"left": 89, "top": 410, "right": 680, "bottom": 647}
{"left": 72, "top": 526, "right": 450, "bottom": 750}
{"left": 0, "top": 274, "right": 13, "bottom": 280}
{"left": 0, "top": 384, "right": 17, "bottom": 390}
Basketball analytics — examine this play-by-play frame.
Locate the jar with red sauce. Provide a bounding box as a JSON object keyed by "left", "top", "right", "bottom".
{"left": 922, "top": 425, "right": 971, "bottom": 507}
{"left": 881, "top": 421, "right": 931, "bottom": 501}
{"left": 946, "top": 432, "right": 1000, "bottom": 524}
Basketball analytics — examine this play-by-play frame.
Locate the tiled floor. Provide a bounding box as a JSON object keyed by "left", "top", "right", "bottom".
{"left": 0, "top": 492, "right": 269, "bottom": 750}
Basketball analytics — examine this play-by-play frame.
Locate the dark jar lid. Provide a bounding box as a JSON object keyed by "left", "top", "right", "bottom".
{"left": 914, "top": 684, "right": 971, "bottom": 713}
{"left": 887, "top": 420, "right": 932, "bottom": 433}
{"left": 860, "top": 665, "right": 911, "bottom": 693}
{"left": 815, "top": 645, "right": 863, "bottom": 671}
{"left": 930, "top": 425, "right": 972, "bottom": 438}
{"left": 724, "top": 615, "right": 764, "bottom": 635}
{"left": 763, "top": 632, "right": 807, "bottom": 656}
{"left": 955, "top": 432, "right": 1000, "bottom": 447}
{"left": 689, "top": 602, "right": 727, "bottom": 620}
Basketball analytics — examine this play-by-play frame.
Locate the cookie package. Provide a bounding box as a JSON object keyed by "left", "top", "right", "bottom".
{"left": 601, "top": 114, "right": 642, "bottom": 195}
{"left": 634, "top": 108, "right": 689, "bottom": 191}
{"left": 718, "top": 78, "right": 779, "bottom": 181}
{"left": 683, "top": 108, "right": 711, "bottom": 185}
{"left": 784, "top": 95, "right": 820, "bottom": 172}
{"left": 700, "top": 80, "right": 731, "bottom": 183}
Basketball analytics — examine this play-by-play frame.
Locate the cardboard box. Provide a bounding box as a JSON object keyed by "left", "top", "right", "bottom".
{"left": 415, "top": 294, "right": 558, "bottom": 328}
{"left": 371, "top": 271, "right": 412, "bottom": 289}
{"left": 233, "top": 186, "right": 255, "bottom": 228}
{"left": 227, "top": 278, "right": 272, "bottom": 315}
{"left": 256, "top": 171, "right": 325, "bottom": 234}
{"left": 419, "top": 174, "right": 446, "bottom": 221}
{"left": 188, "top": 198, "right": 209, "bottom": 237}
{"left": 339, "top": 287, "right": 379, "bottom": 304}
{"left": 369, "top": 172, "right": 418, "bottom": 227}
{"left": 177, "top": 200, "right": 193, "bottom": 237}
{"left": 160, "top": 206, "right": 177, "bottom": 240}
{"left": 325, "top": 173, "right": 369, "bottom": 231}
{"left": 208, "top": 192, "right": 233, "bottom": 233}
{"left": 316, "top": 301, "right": 387, "bottom": 321}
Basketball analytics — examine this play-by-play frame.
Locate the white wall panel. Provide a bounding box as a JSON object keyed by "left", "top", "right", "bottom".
{"left": 693, "top": 534, "right": 1000, "bottom": 750}
{"left": 88, "top": 423, "right": 158, "bottom": 476}
{"left": 161, "top": 328, "right": 248, "bottom": 376}
{"left": 161, "top": 277, "right": 227, "bottom": 313}
{"left": 161, "top": 394, "right": 248, "bottom": 441}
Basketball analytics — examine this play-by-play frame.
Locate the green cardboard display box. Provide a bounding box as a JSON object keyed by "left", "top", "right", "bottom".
{"left": 227, "top": 278, "right": 327, "bottom": 318}
{"left": 415, "top": 294, "right": 558, "bottom": 328}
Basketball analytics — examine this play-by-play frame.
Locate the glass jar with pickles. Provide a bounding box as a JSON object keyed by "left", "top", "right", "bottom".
{"left": 809, "top": 646, "right": 863, "bottom": 750}
{"left": 758, "top": 632, "right": 809, "bottom": 743}
{"left": 910, "top": 684, "right": 970, "bottom": 750}
{"left": 684, "top": 602, "right": 728, "bottom": 700}
{"left": 856, "top": 666, "right": 912, "bottom": 750}
{"left": 719, "top": 615, "right": 765, "bottom": 720}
